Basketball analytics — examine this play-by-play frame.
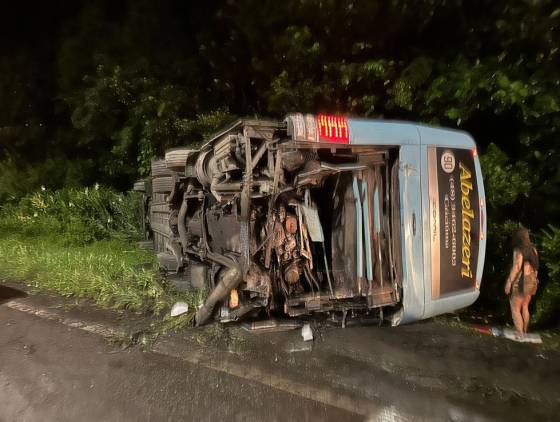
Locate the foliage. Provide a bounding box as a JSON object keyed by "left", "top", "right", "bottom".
{"left": 0, "top": 186, "right": 142, "bottom": 244}
{"left": 0, "top": 157, "right": 96, "bottom": 204}
{"left": 479, "top": 144, "right": 532, "bottom": 210}
{"left": 534, "top": 225, "right": 560, "bottom": 326}
{"left": 4, "top": 1, "right": 559, "bottom": 198}
{"left": 68, "top": 64, "right": 233, "bottom": 178}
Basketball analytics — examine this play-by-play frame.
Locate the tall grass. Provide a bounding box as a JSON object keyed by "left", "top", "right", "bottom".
{"left": 0, "top": 186, "right": 142, "bottom": 244}
{"left": 0, "top": 186, "right": 176, "bottom": 314}
{"left": 0, "top": 236, "right": 170, "bottom": 312}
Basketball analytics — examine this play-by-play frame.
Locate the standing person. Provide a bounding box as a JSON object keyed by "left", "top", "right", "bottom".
{"left": 504, "top": 227, "right": 539, "bottom": 336}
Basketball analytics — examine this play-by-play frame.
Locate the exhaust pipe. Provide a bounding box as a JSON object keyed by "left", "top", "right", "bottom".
{"left": 195, "top": 266, "right": 241, "bottom": 326}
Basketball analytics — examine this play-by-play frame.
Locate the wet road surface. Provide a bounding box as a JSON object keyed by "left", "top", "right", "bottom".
{"left": 1, "top": 283, "right": 559, "bottom": 421}
{"left": 0, "top": 302, "right": 355, "bottom": 421}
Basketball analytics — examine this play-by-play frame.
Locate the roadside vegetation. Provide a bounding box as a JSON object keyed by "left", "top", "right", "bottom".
{"left": 0, "top": 186, "right": 201, "bottom": 325}
{"left": 480, "top": 148, "right": 560, "bottom": 327}
{"left": 534, "top": 226, "right": 560, "bottom": 325}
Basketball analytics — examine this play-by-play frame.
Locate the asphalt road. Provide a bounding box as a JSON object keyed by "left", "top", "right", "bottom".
{"left": 0, "top": 303, "right": 356, "bottom": 422}
{"left": 1, "top": 283, "right": 559, "bottom": 422}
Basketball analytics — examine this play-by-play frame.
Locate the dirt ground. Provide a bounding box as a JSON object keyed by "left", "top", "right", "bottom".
{"left": 1, "top": 281, "right": 559, "bottom": 421}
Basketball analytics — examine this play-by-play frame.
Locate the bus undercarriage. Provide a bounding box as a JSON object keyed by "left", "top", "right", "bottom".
{"left": 136, "top": 118, "right": 402, "bottom": 325}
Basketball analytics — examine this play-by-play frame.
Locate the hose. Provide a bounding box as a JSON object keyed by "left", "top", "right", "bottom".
{"left": 195, "top": 266, "right": 242, "bottom": 326}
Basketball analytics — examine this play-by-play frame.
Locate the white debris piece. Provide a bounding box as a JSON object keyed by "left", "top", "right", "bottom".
{"left": 301, "top": 323, "right": 313, "bottom": 341}
{"left": 491, "top": 327, "right": 543, "bottom": 344}
{"left": 170, "top": 302, "right": 189, "bottom": 317}
{"left": 503, "top": 329, "right": 542, "bottom": 344}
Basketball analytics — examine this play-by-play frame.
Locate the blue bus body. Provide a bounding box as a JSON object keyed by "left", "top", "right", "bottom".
{"left": 347, "top": 119, "right": 486, "bottom": 324}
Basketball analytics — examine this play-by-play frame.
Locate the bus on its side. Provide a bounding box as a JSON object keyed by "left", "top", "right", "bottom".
{"left": 135, "top": 113, "right": 486, "bottom": 326}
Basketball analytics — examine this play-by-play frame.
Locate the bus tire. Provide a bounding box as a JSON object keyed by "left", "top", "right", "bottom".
{"left": 151, "top": 160, "right": 172, "bottom": 177}
{"left": 166, "top": 148, "right": 196, "bottom": 171}
{"left": 152, "top": 176, "right": 174, "bottom": 193}
{"left": 133, "top": 180, "right": 146, "bottom": 192}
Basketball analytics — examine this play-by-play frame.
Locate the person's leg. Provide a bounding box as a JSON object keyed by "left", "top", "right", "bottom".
{"left": 509, "top": 295, "right": 524, "bottom": 335}
{"left": 522, "top": 294, "right": 532, "bottom": 333}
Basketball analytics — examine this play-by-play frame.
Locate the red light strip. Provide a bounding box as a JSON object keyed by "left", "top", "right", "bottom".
{"left": 316, "top": 114, "right": 349, "bottom": 143}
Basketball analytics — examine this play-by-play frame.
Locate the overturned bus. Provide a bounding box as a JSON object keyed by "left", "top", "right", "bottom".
{"left": 134, "top": 114, "right": 486, "bottom": 326}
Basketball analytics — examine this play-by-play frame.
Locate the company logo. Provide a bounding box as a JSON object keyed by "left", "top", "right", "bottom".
{"left": 441, "top": 150, "right": 455, "bottom": 174}
{"left": 459, "top": 162, "right": 474, "bottom": 279}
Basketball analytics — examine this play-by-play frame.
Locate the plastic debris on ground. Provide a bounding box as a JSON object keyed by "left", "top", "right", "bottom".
{"left": 170, "top": 302, "right": 189, "bottom": 317}
{"left": 491, "top": 327, "right": 542, "bottom": 344}
{"left": 469, "top": 324, "right": 542, "bottom": 344}
{"left": 301, "top": 323, "right": 313, "bottom": 341}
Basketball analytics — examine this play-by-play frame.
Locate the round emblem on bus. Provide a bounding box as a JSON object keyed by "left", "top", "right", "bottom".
{"left": 441, "top": 150, "right": 455, "bottom": 173}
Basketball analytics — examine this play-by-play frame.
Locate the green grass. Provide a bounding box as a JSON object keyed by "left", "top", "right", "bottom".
{"left": 0, "top": 234, "right": 170, "bottom": 313}
{"left": 0, "top": 186, "right": 204, "bottom": 328}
